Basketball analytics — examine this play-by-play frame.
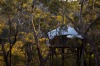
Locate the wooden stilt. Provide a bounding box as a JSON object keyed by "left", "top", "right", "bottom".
{"left": 62, "top": 48, "right": 64, "bottom": 66}
{"left": 49, "top": 47, "right": 52, "bottom": 66}
{"left": 77, "top": 48, "right": 80, "bottom": 66}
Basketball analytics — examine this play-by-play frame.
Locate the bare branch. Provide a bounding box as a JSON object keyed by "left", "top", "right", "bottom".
{"left": 84, "top": 15, "right": 100, "bottom": 34}
{"left": 79, "top": 0, "right": 84, "bottom": 30}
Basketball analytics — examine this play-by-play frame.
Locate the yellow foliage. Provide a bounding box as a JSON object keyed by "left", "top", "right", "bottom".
{"left": 56, "top": 15, "right": 62, "bottom": 22}
{"left": 0, "top": 23, "right": 5, "bottom": 33}
{"left": 39, "top": 38, "right": 48, "bottom": 44}
{"left": 23, "top": 4, "right": 27, "bottom": 7}
{"left": 91, "top": 54, "right": 94, "bottom": 58}
{"left": 12, "top": 41, "right": 25, "bottom": 57}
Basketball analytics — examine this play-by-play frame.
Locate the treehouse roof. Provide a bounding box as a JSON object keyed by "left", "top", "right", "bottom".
{"left": 47, "top": 25, "right": 83, "bottom": 39}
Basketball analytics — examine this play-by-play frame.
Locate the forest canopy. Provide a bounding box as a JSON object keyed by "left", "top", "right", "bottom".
{"left": 0, "top": 0, "right": 100, "bottom": 66}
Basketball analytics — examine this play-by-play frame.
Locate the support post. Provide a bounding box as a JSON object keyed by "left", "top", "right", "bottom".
{"left": 77, "top": 48, "right": 80, "bottom": 66}
{"left": 62, "top": 48, "right": 64, "bottom": 66}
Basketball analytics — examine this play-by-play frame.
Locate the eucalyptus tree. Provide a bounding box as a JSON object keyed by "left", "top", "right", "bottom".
{"left": 0, "top": 0, "right": 99, "bottom": 66}
{"left": 40, "top": 0, "right": 100, "bottom": 66}
{"left": 0, "top": 0, "right": 28, "bottom": 66}
{"left": 61, "top": 0, "right": 100, "bottom": 66}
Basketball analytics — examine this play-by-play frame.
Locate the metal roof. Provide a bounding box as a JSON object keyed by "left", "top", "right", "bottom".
{"left": 47, "top": 25, "right": 83, "bottom": 39}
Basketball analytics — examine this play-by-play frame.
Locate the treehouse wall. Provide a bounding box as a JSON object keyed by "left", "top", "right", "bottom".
{"left": 49, "top": 35, "right": 82, "bottom": 48}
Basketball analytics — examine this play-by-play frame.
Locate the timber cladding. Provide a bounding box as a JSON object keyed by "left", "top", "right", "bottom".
{"left": 49, "top": 35, "right": 82, "bottom": 48}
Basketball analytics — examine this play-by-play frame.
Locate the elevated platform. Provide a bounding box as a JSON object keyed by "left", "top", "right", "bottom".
{"left": 46, "top": 35, "right": 82, "bottom": 48}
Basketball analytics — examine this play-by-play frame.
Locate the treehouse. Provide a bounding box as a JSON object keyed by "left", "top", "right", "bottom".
{"left": 46, "top": 25, "right": 83, "bottom": 48}
{"left": 46, "top": 25, "right": 83, "bottom": 66}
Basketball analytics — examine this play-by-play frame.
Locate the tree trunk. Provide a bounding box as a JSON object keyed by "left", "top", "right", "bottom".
{"left": 80, "top": 46, "right": 85, "bottom": 66}
{"left": 80, "top": 39, "right": 86, "bottom": 66}
{"left": 9, "top": 44, "right": 12, "bottom": 66}
{"left": 2, "top": 43, "right": 10, "bottom": 66}
{"left": 77, "top": 48, "right": 80, "bottom": 66}
{"left": 4, "top": 55, "right": 10, "bottom": 66}
{"left": 88, "top": 40, "right": 99, "bottom": 66}
{"left": 89, "top": 52, "right": 92, "bottom": 66}
{"left": 32, "top": 16, "right": 44, "bottom": 66}
{"left": 25, "top": 43, "right": 32, "bottom": 66}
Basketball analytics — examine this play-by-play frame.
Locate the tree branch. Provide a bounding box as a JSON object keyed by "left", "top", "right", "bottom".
{"left": 84, "top": 15, "right": 100, "bottom": 34}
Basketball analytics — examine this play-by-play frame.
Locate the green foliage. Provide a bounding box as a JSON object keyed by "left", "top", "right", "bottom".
{"left": 48, "top": 0, "right": 61, "bottom": 15}
{"left": 0, "top": 0, "right": 100, "bottom": 66}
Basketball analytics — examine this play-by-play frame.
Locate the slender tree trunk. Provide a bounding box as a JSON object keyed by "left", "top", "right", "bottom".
{"left": 93, "top": 49, "right": 99, "bottom": 66}
{"left": 88, "top": 40, "right": 99, "bottom": 66}
{"left": 32, "top": 15, "right": 44, "bottom": 66}
{"left": 9, "top": 44, "right": 12, "bottom": 66}
{"left": 25, "top": 43, "right": 33, "bottom": 66}
{"left": 2, "top": 43, "right": 10, "bottom": 66}
{"left": 89, "top": 52, "right": 92, "bottom": 66}
{"left": 80, "top": 46, "right": 85, "bottom": 66}
{"left": 4, "top": 55, "right": 11, "bottom": 66}
{"left": 80, "top": 39, "right": 86, "bottom": 66}
{"left": 77, "top": 48, "right": 80, "bottom": 66}
{"left": 62, "top": 48, "right": 64, "bottom": 66}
